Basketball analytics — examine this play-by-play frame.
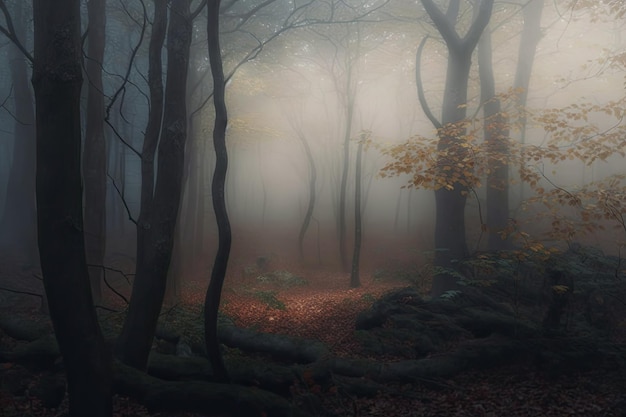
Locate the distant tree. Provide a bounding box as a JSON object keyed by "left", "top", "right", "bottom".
{"left": 478, "top": 0, "right": 544, "bottom": 250}
{"left": 0, "top": 1, "right": 37, "bottom": 260}
{"left": 350, "top": 133, "right": 367, "bottom": 288}
{"left": 32, "top": 0, "right": 112, "bottom": 414}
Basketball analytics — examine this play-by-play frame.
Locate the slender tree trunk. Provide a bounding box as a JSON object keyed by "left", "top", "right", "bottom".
{"left": 32, "top": 1, "right": 112, "bottom": 414}
{"left": 514, "top": 0, "right": 544, "bottom": 144}
{"left": 204, "top": 0, "right": 231, "bottom": 383}
{"left": 117, "top": 0, "right": 192, "bottom": 370}
{"left": 83, "top": 0, "right": 107, "bottom": 304}
{"left": 350, "top": 138, "right": 364, "bottom": 288}
{"left": 515, "top": 0, "right": 544, "bottom": 203}
{"left": 338, "top": 68, "right": 355, "bottom": 272}
{"left": 0, "top": 1, "right": 37, "bottom": 260}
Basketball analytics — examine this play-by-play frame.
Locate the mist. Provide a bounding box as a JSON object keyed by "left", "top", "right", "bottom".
{"left": 1, "top": 1, "right": 626, "bottom": 416}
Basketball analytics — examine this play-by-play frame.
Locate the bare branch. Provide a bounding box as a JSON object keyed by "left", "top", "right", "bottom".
{"left": 0, "top": 0, "right": 34, "bottom": 63}
{"left": 107, "top": 172, "right": 138, "bottom": 225}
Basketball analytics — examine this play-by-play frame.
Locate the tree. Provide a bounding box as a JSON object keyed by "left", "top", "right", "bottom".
{"left": 83, "top": 0, "right": 107, "bottom": 304}
{"left": 418, "top": 0, "right": 494, "bottom": 295}
{"left": 350, "top": 133, "right": 366, "bottom": 288}
{"left": 32, "top": 0, "right": 112, "bottom": 414}
{"left": 116, "top": 0, "right": 193, "bottom": 370}
{"left": 204, "top": 0, "right": 231, "bottom": 383}
{"left": 479, "top": 0, "right": 544, "bottom": 250}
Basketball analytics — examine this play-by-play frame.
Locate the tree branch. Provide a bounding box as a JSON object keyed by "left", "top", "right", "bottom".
{"left": 0, "top": 0, "right": 34, "bottom": 63}
{"left": 415, "top": 36, "right": 441, "bottom": 129}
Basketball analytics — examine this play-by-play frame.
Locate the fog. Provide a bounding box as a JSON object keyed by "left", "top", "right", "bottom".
{"left": 0, "top": 0, "right": 625, "bottom": 282}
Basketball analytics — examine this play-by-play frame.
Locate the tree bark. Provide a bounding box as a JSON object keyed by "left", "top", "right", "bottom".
{"left": 32, "top": 0, "right": 112, "bottom": 414}
{"left": 83, "top": 0, "right": 107, "bottom": 304}
{"left": 205, "top": 0, "right": 231, "bottom": 383}
{"left": 117, "top": 0, "right": 192, "bottom": 370}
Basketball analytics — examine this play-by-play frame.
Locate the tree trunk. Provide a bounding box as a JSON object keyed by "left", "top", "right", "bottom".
{"left": 350, "top": 138, "right": 364, "bottom": 288}
{"left": 32, "top": 1, "right": 112, "bottom": 415}
{"left": 338, "top": 61, "right": 356, "bottom": 272}
{"left": 0, "top": 1, "right": 37, "bottom": 260}
{"left": 514, "top": 0, "right": 544, "bottom": 144}
{"left": 514, "top": 0, "right": 544, "bottom": 204}
{"left": 83, "top": 0, "right": 107, "bottom": 304}
{"left": 117, "top": 0, "right": 192, "bottom": 370}
{"left": 204, "top": 0, "right": 231, "bottom": 383}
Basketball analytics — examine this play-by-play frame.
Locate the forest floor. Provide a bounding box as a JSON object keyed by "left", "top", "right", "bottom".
{"left": 1, "top": 243, "right": 626, "bottom": 416}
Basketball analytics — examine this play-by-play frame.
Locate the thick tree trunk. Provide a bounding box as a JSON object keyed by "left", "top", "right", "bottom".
{"left": 0, "top": 1, "right": 37, "bottom": 260}
{"left": 205, "top": 0, "right": 231, "bottom": 383}
{"left": 83, "top": 0, "right": 107, "bottom": 304}
{"left": 432, "top": 52, "right": 472, "bottom": 289}
{"left": 117, "top": 0, "right": 191, "bottom": 370}
{"left": 32, "top": 1, "right": 112, "bottom": 415}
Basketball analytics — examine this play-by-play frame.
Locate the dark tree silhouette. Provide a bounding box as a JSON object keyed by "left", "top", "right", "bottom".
{"left": 204, "top": 0, "right": 231, "bottom": 383}
{"left": 116, "top": 0, "right": 193, "bottom": 370}
{"left": 32, "top": 0, "right": 112, "bottom": 414}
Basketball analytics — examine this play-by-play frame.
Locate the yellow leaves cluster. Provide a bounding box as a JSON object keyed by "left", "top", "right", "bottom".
{"left": 379, "top": 95, "right": 626, "bottom": 246}
{"left": 380, "top": 96, "right": 626, "bottom": 193}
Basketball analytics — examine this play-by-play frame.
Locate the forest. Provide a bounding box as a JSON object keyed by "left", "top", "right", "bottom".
{"left": 0, "top": 0, "right": 625, "bottom": 416}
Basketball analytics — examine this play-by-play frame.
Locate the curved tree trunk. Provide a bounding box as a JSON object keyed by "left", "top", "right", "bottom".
{"left": 204, "top": 0, "right": 231, "bottom": 383}
{"left": 83, "top": 0, "right": 107, "bottom": 304}
{"left": 32, "top": 0, "right": 112, "bottom": 414}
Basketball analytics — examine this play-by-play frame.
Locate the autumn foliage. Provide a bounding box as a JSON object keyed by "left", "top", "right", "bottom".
{"left": 378, "top": 91, "right": 626, "bottom": 251}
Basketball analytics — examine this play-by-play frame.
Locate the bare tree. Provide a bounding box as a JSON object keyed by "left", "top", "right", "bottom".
{"left": 417, "top": 0, "right": 494, "bottom": 296}
{"left": 204, "top": 0, "right": 231, "bottom": 383}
